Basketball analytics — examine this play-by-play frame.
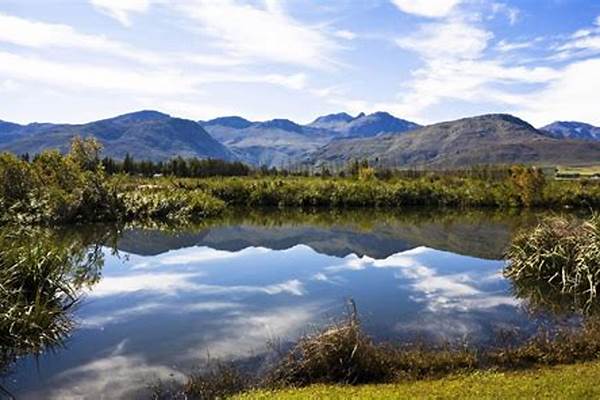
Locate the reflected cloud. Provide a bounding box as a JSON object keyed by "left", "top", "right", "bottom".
{"left": 324, "top": 246, "right": 516, "bottom": 313}
{"left": 183, "top": 304, "right": 321, "bottom": 361}
{"left": 82, "top": 301, "right": 242, "bottom": 328}
{"left": 89, "top": 270, "right": 305, "bottom": 298}
{"left": 38, "top": 341, "right": 186, "bottom": 400}
{"left": 132, "top": 246, "right": 270, "bottom": 269}
{"left": 89, "top": 272, "right": 204, "bottom": 297}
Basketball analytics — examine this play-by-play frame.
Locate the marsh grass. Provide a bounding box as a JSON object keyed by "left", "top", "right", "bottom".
{"left": 505, "top": 214, "right": 600, "bottom": 312}
{"left": 0, "top": 227, "right": 105, "bottom": 376}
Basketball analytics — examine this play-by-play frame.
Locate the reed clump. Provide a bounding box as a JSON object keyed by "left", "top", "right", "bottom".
{"left": 0, "top": 227, "right": 103, "bottom": 373}
{"left": 505, "top": 214, "right": 600, "bottom": 310}
{"left": 265, "top": 309, "right": 395, "bottom": 386}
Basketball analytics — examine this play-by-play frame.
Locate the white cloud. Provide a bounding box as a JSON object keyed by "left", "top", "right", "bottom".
{"left": 0, "top": 51, "right": 198, "bottom": 95}
{"left": 517, "top": 58, "right": 600, "bottom": 126}
{"left": 0, "top": 13, "right": 158, "bottom": 63}
{"left": 490, "top": 2, "right": 520, "bottom": 25}
{"left": 396, "top": 20, "right": 493, "bottom": 60}
{"left": 174, "top": 0, "right": 337, "bottom": 68}
{"left": 496, "top": 39, "right": 536, "bottom": 52}
{"left": 90, "top": 0, "right": 151, "bottom": 27}
{"left": 377, "top": 16, "right": 561, "bottom": 122}
{"left": 333, "top": 29, "right": 357, "bottom": 40}
{"left": 391, "top": 0, "right": 463, "bottom": 18}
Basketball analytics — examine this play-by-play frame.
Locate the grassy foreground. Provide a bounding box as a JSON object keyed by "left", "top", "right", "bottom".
{"left": 235, "top": 362, "right": 600, "bottom": 400}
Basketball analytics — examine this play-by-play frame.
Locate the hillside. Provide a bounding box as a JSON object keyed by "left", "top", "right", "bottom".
{"left": 0, "top": 111, "right": 234, "bottom": 161}
{"left": 308, "top": 114, "right": 600, "bottom": 168}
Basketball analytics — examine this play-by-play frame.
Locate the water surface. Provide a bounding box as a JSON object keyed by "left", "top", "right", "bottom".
{"left": 1, "top": 208, "right": 572, "bottom": 398}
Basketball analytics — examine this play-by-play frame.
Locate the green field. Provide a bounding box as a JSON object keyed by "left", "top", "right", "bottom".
{"left": 235, "top": 362, "right": 600, "bottom": 400}
{"left": 556, "top": 165, "right": 600, "bottom": 178}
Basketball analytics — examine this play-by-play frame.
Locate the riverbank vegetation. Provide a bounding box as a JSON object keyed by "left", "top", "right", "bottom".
{"left": 2, "top": 138, "right": 600, "bottom": 226}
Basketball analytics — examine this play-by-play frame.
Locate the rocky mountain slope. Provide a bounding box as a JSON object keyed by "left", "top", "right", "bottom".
{"left": 307, "top": 114, "right": 600, "bottom": 168}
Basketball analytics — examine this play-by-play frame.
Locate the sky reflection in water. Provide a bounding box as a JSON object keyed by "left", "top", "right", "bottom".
{"left": 7, "top": 210, "right": 547, "bottom": 399}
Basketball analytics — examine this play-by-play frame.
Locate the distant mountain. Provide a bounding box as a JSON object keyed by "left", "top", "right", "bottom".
{"left": 328, "top": 112, "right": 421, "bottom": 139}
{"left": 201, "top": 117, "right": 331, "bottom": 167}
{"left": 307, "top": 114, "right": 600, "bottom": 168}
{"left": 0, "top": 111, "right": 234, "bottom": 161}
{"left": 202, "top": 112, "right": 420, "bottom": 167}
{"left": 202, "top": 116, "right": 253, "bottom": 129}
{"left": 541, "top": 121, "right": 600, "bottom": 141}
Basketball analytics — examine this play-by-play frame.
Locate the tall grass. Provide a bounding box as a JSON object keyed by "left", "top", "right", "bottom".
{"left": 505, "top": 214, "right": 600, "bottom": 312}
{"left": 0, "top": 227, "right": 105, "bottom": 374}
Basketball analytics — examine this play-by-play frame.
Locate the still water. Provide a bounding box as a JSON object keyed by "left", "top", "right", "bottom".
{"left": 2, "top": 209, "right": 570, "bottom": 398}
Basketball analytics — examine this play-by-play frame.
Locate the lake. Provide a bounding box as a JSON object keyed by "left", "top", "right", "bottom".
{"left": 1, "top": 208, "right": 579, "bottom": 399}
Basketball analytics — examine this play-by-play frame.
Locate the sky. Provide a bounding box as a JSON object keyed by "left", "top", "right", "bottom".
{"left": 1, "top": 0, "right": 600, "bottom": 126}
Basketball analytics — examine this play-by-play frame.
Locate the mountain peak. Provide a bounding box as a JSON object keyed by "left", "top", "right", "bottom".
{"left": 541, "top": 120, "right": 600, "bottom": 141}
{"left": 341, "top": 111, "right": 421, "bottom": 137}
{"left": 203, "top": 116, "right": 253, "bottom": 129}
{"left": 311, "top": 112, "right": 354, "bottom": 125}
{"left": 255, "top": 118, "right": 303, "bottom": 133}
{"left": 108, "top": 110, "right": 171, "bottom": 124}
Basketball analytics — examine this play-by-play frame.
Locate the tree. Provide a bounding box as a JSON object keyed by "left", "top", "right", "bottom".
{"left": 510, "top": 165, "right": 546, "bottom": 207}
{"left": 67, "top": 136, "right": 102, "bottom": 171}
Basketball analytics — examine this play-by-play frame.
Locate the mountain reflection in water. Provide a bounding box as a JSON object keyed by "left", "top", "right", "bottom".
{"left": 1, "top": 208, "right": 579, "bottom": 399}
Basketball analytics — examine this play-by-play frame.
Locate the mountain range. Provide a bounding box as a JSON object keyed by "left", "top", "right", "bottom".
{"left": 1, "top": 110, "right": 599, "bottom": 168}
{"left": 199, "top": 111, "right": 420, "bottom": 167}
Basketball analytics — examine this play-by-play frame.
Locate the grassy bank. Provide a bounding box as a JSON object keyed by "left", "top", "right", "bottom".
{"left": 235, "top": 361, "right": 600, "bottom": 400}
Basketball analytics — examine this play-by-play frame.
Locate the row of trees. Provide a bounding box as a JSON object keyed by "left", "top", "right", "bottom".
{"left": 16, "top": 147, "right": 548, "bottom": 183}
{"left": 101, "top": 154, "right": 252, "bottom": 177}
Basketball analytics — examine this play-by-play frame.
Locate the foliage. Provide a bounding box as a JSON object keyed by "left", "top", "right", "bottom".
{"left": 122, "top": 188, "right": 225, "bottom": 223}
{"left": 0, "top": 137, "right": 123, "bottom": 224}
{"left": 509, "top": 165, "right": 546, "bottom": 207}
{"left": 505, "top": 214, "right": 600, "bottom": 312}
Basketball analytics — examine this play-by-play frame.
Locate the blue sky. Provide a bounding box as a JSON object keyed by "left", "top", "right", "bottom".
{"left": 1, "top": 0, "right": 600, "bottom": 126}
